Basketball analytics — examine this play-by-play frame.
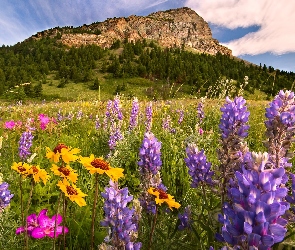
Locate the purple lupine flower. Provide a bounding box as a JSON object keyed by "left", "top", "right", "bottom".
{"left": 218, "top": 96, "right": 250, "bottom": 198}
{"left": 265, "top": 90, "right": 295, "bottom": 170}
{"left": 162, "top": 115, "right": 172, "bottom": 131}
{"left": 95, "top": 115, "right": 101, "bottom": 130}
{"left": 108, "top": 123, "right": 123, "bottom": 150}
{"left": 57, "top": 110, "right": 63, "bottom": 121}
{"left": 18, "top": 130, "right": 34, "bottom": 161}
{"left": 113, "top": 95, "right": 123, "bottom": 121}
{"left": 76, "top": 110, "right": 83, "bottom": 120}
{"left": 145, "top": 102, "right": 153, "bottom": 132}
{"left": 103, "top": 100, "right": 114, "bottom": 129}
{"left": 217, "top": 152, "right": 289, "bottom": 249}
{"left": 185, "top": 144, "right": 214, "bottom": 188}
{"left": 286, "top": 174, "right": 295, "bottom": 205}
{"left": 219, "top": 96, "right": 250, "bottom": 139}
{"left": 177, "top": 109, "right": 184, "bottom": 124}
{"left": 178, "top": 206, "right": 192, "bottom": 231}
{"left": 138, "top": 132, "right": 162, "bottom": 175}
{"left": 101, "top": 180, "right": 141, "bottom": 250}
{"left": 0, "top": 182, "right": 14, "bottom": 211}
{"left": 196, "top": 101, "right": 204, "bottom": 124}
{"left": 138, "top": 132, "right": 165, "bottom": 214}
{"left": 129, "top": 97, "right": 139, "bottom": 130}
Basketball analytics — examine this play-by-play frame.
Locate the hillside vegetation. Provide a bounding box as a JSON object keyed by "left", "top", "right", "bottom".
{"left": 0, "top": 37, "right": 294, "bottom": 101}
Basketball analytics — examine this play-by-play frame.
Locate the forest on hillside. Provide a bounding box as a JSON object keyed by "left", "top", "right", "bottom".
{"left": 0, "top": 36, "right": 294, "bottom": 100}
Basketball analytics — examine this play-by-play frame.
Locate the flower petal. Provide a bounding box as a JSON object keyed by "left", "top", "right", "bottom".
{"left": 31, "top": 227, "right": 46, "bottom": 239}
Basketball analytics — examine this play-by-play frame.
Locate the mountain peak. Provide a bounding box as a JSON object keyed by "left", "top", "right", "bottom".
{"left": 29, "top": 7, "right": 231, "bottom": 56}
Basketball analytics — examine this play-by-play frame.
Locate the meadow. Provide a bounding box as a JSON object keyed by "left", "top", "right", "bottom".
{"left": 0, "top": 92, "right": 295, "bottom": 250}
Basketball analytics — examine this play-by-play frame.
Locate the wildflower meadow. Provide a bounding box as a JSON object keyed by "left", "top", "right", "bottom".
{"left": 1, "top": 91, "right": 295, "bottom": 250}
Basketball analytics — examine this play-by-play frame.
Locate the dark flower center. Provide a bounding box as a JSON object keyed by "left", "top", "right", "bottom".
{"left": 18, "top": 166, "right": 26, "bottom": 172}
{"left": 154, "top": 188, "right": 168, "bottom": 199}
{"left": 53, "top": 144, "right": 68, "bottom": 153}
{"left": 66, "top": 186, "right": 78, "bottom": 195}
{"left": 31, "top": 166, "right": 39, "bottom": 174}
{"left": 58, "top": 167, "right": 70, "bottom": 176}
{"left": 91, "top": 158, "right": 110, "bottom": 170}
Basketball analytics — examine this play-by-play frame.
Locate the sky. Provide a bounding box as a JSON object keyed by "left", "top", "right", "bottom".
{"left": 0, "top": 0, "right": 294, "bottom": 73}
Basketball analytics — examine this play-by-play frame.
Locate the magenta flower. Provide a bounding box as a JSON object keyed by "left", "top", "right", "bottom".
{"left": 5, "top": 120, "right": 16, "bottom": 129}
{"left": 16, "top": 209, "right": 47, "bottom": 236}
{"left": 16, "top": 209, "right": 68, "bottom": 238}
{"left": 38, "top": 114, "right": 50, "bottom": 130}
{"left": 31, "top": 213, "right": 68, "bottom": 238}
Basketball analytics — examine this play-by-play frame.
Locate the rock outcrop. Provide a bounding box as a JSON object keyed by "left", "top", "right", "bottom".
{"left": 29, "top": 7, "right": 232, "bottom": 56}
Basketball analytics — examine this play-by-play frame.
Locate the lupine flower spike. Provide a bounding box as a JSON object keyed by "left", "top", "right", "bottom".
{"left": 217, "top": 152, "right": 289, "bottom": 249}
{"left": 100, "top": 180, "right": 142, "bottom": 250}
{"left": 185, "top": 143, "right": 214, "bottom": 188}
{"left": 0, "top": 182, "right": 14, "bottom": 211}
{"left": 138, "top": 132, "right": 165, "bottom": 214}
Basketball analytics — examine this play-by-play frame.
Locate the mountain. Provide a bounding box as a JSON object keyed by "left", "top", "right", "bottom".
{"left": 28, "top": 7, "right": 232, "bottom": 56}
{"left": 1, "top": 7, "right": 294, "bottom": 101}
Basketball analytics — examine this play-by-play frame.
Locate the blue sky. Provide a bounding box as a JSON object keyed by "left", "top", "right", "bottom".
{"left": 0, "top": 0, "right": 294, "bottom": 72}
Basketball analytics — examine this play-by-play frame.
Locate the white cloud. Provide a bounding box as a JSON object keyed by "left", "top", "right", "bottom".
{"left": 185, "top": 0, "right": 295, "bottom": 56}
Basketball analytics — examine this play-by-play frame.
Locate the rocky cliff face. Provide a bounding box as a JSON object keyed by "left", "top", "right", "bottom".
{"left": 30, "top": 7, "right": 231, "bottom": 56}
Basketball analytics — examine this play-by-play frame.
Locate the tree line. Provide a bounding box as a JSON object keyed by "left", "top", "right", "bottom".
{"left": 0, "top": 36, "right": 294, "bottom": 99}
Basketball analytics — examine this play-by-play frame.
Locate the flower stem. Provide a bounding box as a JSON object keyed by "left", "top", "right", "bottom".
{"left": 148, "top": 206, "right": 158, "bottom": 250}
{"left": 91, "top": 173, "right": 99, "bottom": 250}
{"left": 19, "top": 176, "right": 27, "bottom": 250}
{"left": 25, "top": 179, "right": 34, "bottom": 215}
{"left": 63, "top": 195, "right": 68, "bottom": 250}
{"left": 53, "top": 192, "right": 62, "bottom": 250}
{"left": 25, "top": 179, "right": 34, "bottom": 250}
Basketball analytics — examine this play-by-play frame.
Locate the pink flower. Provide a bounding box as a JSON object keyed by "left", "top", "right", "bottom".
{"left": 16, "top": 209, "right": 68, "bottom": 238}
{"left": 31, "top": 213, "right": 68, "bottom": 238}
{"left": 16, "top": 209, "right": 47, "bottom": 236}
{"left": 39, "top": 114, "right": 50, "bottom": 130}
{"left": 199, "top": 128, "right": 204, "bottom": 135}
{"left": 5, "top": 120, "right": 16, "bottom": 129}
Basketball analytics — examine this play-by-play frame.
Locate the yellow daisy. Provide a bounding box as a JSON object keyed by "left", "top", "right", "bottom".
{"left": 46, "top": 143, "right": 80, "bottom": 164}
{"left": 57, "top": 179, "right": 87, "bottom": 207}
{"left": 79, "top": 154, "right": 124, "bottom": 181}
{"left": 11, "top": 162, "right": 31, "bottom": 177}
{"left": 29, "top": 165, "right": 51, "bottom": 185}
{"left": 51, "top": 164, "right": 78, "bottom": 183}
{"left": 148, "top": 187, "right": 181, "bottom": 210}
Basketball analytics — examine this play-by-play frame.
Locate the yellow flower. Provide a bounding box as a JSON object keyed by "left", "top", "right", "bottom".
{"left": 148, "top": 187, "right": 181, "bottom": 210}
{"left": 79, "top": 154, "right": 124, "bottom": 181}
{"left": 51, "top": 164, "right": 78, "bottom": 183}
{"left": 29, "top": 165, "right": 51, "bottom": 185}
{"left": 46, "top": 143, "right": 80, "bottom": 164}
{"left": 57, "top": 179, "right": 87, "bottom": 207}
{"left": 11, "top": 162, "right": 31, "bottom": 177}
